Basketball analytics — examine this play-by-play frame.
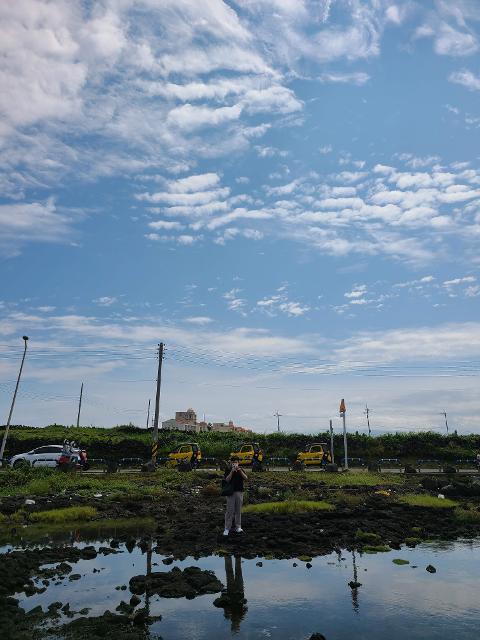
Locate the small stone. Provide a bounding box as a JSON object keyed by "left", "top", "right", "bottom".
{"left": 426, "top": 565, "right": 436, "bottom": 573}
{"left": 130, "top": 595, "right": 141, "bottom": 607}
{"left": 25, "top": 499, "right": 36, "bottom": 505}
{"left": 68, "top": 574, "right": 81, "bottom": 581}
{"left": 348, "top": 581, "right": 362, "bottom": 588}
{"left": 306, "top": 563, "right": 312, "bottom": 569}
{"left": 256, "top": 562, "right": 263, "bottom": 567}
{"left": 293, "top": 563, "right": 298, "bottom": 567}
{"left": 132, "top": 608, "right": 148, "bottom": 625}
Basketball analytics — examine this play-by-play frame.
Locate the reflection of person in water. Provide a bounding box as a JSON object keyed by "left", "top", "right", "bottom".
{"left": 215, "top": 555, "right": 248, "bottom": 633}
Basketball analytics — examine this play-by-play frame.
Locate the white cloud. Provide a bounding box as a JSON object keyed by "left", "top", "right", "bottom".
{"left": 137, "top": 187, "right": 230, "bottom": 205}
{"left": 94, "top": 296, "right": 117, "bottom": 307}
{"left": 335, "top": 322, "right": 480, "bottom": 365}
{"left": 318, "top": 72, "right": 370, "bottom": 85}
{"left": 148, "top": 220, "right": 184, "bottom": 231}
{"left": 449, "top": 69, "right": 480, "bottom": 91}
{"left": 167, "top": 103, "right": 243, "bottom": 131}
{"left": 0, "top": 198, "right": 80, "bottom": 256}
{"left": 168, "top": 173, "right": 221, "bottom": 193}
{"left": 278, "top": 301, "right": 310, "bottom": 316}
{"left": 184, "top": 316, "right": 213, "bottom": 325}
{"left": 443, "top": 276, "right": 476, "bottom": 287}
{"left": 344, "top": 285, "right": 367, "bottom": 299}
{"left": 224, "top": 288, "right": 247, "bottom": 315}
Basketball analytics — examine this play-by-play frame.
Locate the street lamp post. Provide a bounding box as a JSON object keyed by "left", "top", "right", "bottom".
{"left": 0, "top": 336, "right": 29, "bottom": 464}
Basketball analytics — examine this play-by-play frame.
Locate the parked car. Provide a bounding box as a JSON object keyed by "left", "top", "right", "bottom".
{"left": 9, "top": 444, "right": 88, "bottom": 470}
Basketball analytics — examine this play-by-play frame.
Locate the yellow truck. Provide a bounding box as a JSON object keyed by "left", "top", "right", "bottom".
{"left": 230, "top": 442, "right": 264, "bottom": 469}
{"left": 295, "top": 442, "right": 331, "bottom": 468}
{"left": 166, "top": 443, "right": 202, "bottom": 469}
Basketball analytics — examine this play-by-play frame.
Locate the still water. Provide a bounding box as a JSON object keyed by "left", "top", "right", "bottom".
{"left": 5, "top": 530, "right": 480, "bottom": 640}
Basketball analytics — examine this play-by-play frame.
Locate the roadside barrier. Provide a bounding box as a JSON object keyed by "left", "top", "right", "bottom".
{"left": 341, "top": 457, "right": 366, "bottom": 468}
{"left": 416, "top": 459, "right": 441, "bottom": 471}
{"left": 265, "top": 457, "right": 292, "bottom": 470}
{"left": 118, "top": 457, "right": 145, "bottom": 467}
{"left": 377, "top": 458, "right": 403, "bottom": 472}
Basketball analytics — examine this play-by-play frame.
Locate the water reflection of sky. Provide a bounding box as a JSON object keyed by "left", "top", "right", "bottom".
{"left": 10, "top": 537, "right": 480, "bottom": 640}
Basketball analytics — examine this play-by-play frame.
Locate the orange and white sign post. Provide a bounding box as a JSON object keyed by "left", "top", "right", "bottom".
{"left": 340, "top": 398, "right": 348, "bottom": 470}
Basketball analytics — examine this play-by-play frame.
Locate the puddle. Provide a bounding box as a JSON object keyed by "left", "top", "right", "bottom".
{"left": 3, "top": 530, "right": 480, "bottom": 639}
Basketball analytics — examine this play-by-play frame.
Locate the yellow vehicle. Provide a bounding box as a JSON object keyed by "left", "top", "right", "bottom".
{"left": 166, "top": 443, "right": 201, "bottom": 469}
{"left": 296, "top": 442, "right": 331, "bottom": 467}
{"left": 230, "top": 442, "right": 264, "bottom": 468}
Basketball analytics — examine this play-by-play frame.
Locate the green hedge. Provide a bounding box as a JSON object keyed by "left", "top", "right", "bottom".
{"left": 1, "top": 424, "right": 479, "bottom": 462}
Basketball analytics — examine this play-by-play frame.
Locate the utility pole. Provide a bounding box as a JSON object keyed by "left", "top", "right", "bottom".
{"left": 76, "top": 382, "right": 83, "bottom": 428}
{"left": 152, "top": 342, "right": 164, "bottom": 464}
{"left": 274, "top": 410, "right": 282, "bottom": 432}
{"left": 0, "top": 336, "right": 29, "bottom": 464}
{"left": 146, "top": 399, "right": 151, "bottom": 430}
{"left": 329, "top": 419, "right": 334, "bottom": 464}
{"left": 441, "top": 410, "right": 449, "bottom": 435}
{"left": 340, "top": 398, "right": 348, "bottom": 470}
{"left": 364, "top": 404, "right": 371, "bottom": 436}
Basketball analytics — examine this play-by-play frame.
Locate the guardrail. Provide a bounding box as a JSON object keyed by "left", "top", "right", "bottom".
{"left": 377, "top": 458, "right": 402, "bottom": 471}
{"left": 341, "top": 457, "right": 366, "bottom": 467}
{"left": 265, "top": 457, "right": 291, "bottom": 470}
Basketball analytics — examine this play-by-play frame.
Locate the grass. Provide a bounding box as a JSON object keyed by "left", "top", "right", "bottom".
{"left": 310, "top": 472, "right": 402, "bottom": 487}
{"left": 243, "top": 500, "right": 334, "bottom": 515}
{"left": 0, "top": 467, "right": 196, "bottom": 498}
{"left": 455, "top": 507, "right": 480, "bottom": 523}
{"left": 399, "top": 494, "right": 458, "bottom": 508}
{"left": 30, "top": 506, "right": 98, "bottom": 524}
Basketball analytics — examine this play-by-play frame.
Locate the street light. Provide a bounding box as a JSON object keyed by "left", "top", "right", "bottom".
{"left": 0, "top": 336, "right": 29, "bottom": 464}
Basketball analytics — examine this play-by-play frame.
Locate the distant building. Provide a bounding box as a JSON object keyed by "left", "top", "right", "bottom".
{"left": 175, "top": 408, "right": 197, "bottom": 425}
{"left": 162, "top": 409, "right": 252, "bottom": 434}
{"left": 211, "top": 420, "right": 252, "bottom": 434}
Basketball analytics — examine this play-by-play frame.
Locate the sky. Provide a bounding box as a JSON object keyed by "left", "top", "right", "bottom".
{"left": 1, "top": 0, "right": 480, "bottom": 434}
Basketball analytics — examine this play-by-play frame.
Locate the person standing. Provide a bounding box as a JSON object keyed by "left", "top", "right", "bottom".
{"left": 223, "top": 456, "right": 247, "bottom": 536}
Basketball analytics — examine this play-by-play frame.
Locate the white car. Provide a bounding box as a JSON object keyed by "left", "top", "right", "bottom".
{"left": 10, "top": 445, "right": 76, "bottom": 468}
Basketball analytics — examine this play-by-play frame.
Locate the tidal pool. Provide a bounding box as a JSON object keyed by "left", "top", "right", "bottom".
{"left": 4, "top": 530, "right": 480, "bottom": 640}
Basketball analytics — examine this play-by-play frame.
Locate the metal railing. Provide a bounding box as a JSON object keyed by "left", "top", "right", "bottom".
{"left": 341, "top": 457, "right": 366, "bottom": 467}
{"left": 377, "top": 458, "right": 402, "bottom": 471}
{"left": 264, "top": 457, "right": 291, "bottom": 470}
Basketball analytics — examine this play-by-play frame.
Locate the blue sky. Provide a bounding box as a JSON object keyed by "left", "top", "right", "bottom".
{"left": 1, "top": 0, "right": 480, "bottom": 433}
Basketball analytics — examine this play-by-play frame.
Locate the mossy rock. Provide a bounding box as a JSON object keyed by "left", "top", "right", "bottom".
{"left": 404, "top": 537, "right": 422, "bottom": 547}
{"left": 363, "top": 545, "right": 391, "bottom": 554}
{"left": 355, "top": 529, "right": 381, "bottom": 543}
{"left": 392, "top": 558, "right": 410, "bottom": 565}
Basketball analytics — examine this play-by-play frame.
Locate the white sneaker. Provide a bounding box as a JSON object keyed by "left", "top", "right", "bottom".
{"left": 223, "top": 529, "right": 230, "bottom": 536}
{"left": 235, "top": 527, "right": 243, "bottom": 533}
